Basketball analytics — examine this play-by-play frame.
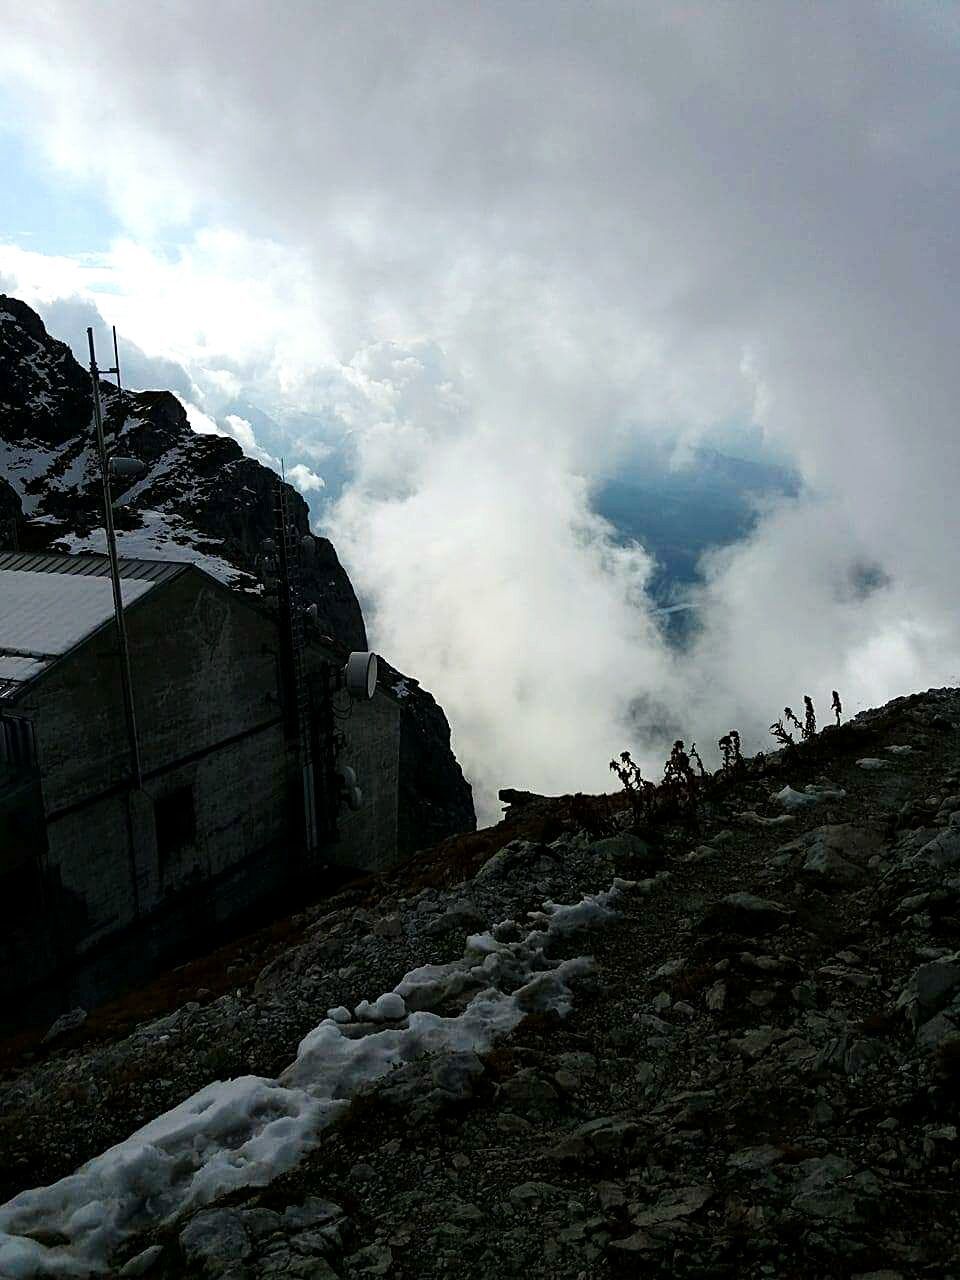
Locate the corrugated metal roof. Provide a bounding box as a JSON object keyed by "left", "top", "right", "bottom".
{"left": 0, "top": 569, "right": 158, "bottom": 694}
{"left": 0, "top": 551, "right": 189, "bottom": 583}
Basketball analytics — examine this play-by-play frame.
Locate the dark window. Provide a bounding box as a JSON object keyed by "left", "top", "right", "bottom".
{"left": 0, "top": 716, "right": 37, "bottom": 769}
{"left": 154, "top": 785, "right": 196, "bottom": 859}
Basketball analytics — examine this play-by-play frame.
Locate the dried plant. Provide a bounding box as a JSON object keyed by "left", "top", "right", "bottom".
{"left": 688, "top": 742, "right": 707, "bottom": 778}
{"left": 664, "top": 740, "right": 696, "bottom": 791}
{"left": 802, "top": 695, "right": 817, "bottom": 740}
{"left": 662, "top": 740, "right": 700, "bottom": 817}
{"left": 774, "top": 692, "right": 838, "bottom": 747}
{"left": 783, "top": 706, "right": 804, "bottom": 737}
{"left": 718, "top": 730, "right": 743, "bottom": 774}
{"left": 568, "top": 792, "right": 616, "bottom": 839}
{"left": 610, "top": 740, "right": 701, "bottom": 829}
{"left": 609, "top": 750, "right": 656, "bottom": 826}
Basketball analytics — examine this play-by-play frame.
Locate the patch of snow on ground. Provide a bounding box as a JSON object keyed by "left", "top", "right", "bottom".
{"left": 0, "top": 883, "right": 626, "bottom": 1278}
{"left": 773, "top": 784, "right": 847, "bottom": 810}
{"left": 0, "top": 440, "right": 61, "bottom": 513}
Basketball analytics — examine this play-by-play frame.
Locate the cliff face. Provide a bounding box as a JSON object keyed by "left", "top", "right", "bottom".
{"left": 378, "top": 658, "right": 476, "bottom": 856}
{"left": 0, "top": 294, "right": 475, "bottom": 844}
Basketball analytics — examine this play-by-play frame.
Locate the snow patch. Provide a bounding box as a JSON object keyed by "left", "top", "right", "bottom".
{"left": 0, "top": 883, "right": 624, "bottom": 1278}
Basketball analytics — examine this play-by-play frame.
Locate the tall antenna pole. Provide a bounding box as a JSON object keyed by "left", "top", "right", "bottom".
{"left": 87, "top": 327, "right": 142, "bottom": 791}
{"left": 111, "top": 325, "right": 125, "bottom": 418}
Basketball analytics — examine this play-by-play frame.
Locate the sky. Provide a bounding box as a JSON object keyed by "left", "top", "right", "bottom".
{"left": 1, "top": 2, "right": 958, "bottom": 821}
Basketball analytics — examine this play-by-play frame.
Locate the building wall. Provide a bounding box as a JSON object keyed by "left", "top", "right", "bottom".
{"left": 2, "top": 568, "right": 402, "bottom": 1021}
{"left": 325, "top": 682, "right": 401, "bottom": 873}
{"left": 11, "top": 572, "right": 291, "bottom": 947}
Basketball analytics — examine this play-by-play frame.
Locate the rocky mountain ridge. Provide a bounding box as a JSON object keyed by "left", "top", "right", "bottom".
{"left": 0, "top": 293, "right": 474, "bottom": 853}
{"left": 1, "top": 685, "right": 959, "bottom": 1277}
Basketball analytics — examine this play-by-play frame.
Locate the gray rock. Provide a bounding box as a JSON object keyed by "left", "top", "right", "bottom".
{"left": 916, "top": 1011, "right": 960, "bottom": 1052}
{"left": 589, "top": 833, "right": 655, "bottom": 867}
{"left": 372, "top": 914, "right": 404, "bottom": 938}
{"left": 916, "top": 958, "right": 960, "bottom": 1012}
{"left": 791, "top": 1160, "right": 880, "bottom": 1225}
{"left": 282, "top": 1198, "right": 345, "bottom": 1232}
{"left": 345, "top": 1243, "right": 394, "bottom": 1275}
{"left": 119, "top": 1247, "right": 164, "bottom": 1277}
{"left": 814, "top": 1034, "right": 887, "bottom": 1076}
{"left": 500, "top": 1067, "right": 560, "bottom": 1111}
{"left": 726, "top": 1144, "right": 786, "bottom": 1172}
{"left": 378, "top": 1050, "right": 484, "bottom": 1117}
{"left": 507, "top": 1180, "right": 567, "bottom": 1208}
{"left": 424, "top": 903, "right": 486, "bottom": 936}
{"left": 42, "top": 1007, "right": 87, "bottom": 1044}
{"left": 549, "top": 1116, "right": 642, "bottom": 1162}
{"left": 802, "top": 845, "right": 868, "bottom": 888}
{"left": 629, "top": 1183, "right": 713, "bottom": 1226}
{"left": 913, "top": 828, "right": 960, "bottom": 869}
{"left": 180, "top": 1208, "right": 256, "bottom": 1274}
{"left": 474, "top": 839, "right": 547, "bottom": 881}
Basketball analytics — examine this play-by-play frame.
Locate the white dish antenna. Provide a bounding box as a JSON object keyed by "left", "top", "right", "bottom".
{"left": 345, "top": 651, "right": 377, "bottom": 700}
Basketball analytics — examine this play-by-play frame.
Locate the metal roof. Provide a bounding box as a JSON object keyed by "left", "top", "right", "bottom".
{"left": 0, "top": 559, "right": 166, "bottom": 698}
{"left": 0, "top": 551, "right": 188, "bottom": 583}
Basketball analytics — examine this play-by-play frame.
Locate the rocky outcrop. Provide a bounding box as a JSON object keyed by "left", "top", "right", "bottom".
{"left": 0, "top": 293, "right": 475, "bottom": 844}
{"left": 380, "top": 658, "right": 476, "bottom": 856}
{"left": 0, "top": 295, "right": 90, "bottom": 447}
{"left": 2, "top": 685, "right": 959, "bottom": 1277}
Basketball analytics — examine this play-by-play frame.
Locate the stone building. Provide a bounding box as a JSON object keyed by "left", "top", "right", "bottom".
{"left": 0, "top": 550, "right": 400, "bottom": 1022}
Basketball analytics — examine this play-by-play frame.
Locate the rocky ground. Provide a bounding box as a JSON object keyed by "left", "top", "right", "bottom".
{"left": 3, "top": 686, "right": 960, "bottom": 1278}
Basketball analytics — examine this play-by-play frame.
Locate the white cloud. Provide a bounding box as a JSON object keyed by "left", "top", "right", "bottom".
{"left": 286, "top": 462, "right": 324, "bottom": 494}
{"left": 182, "top": 402, "right": 226, "bottom": 437}
{"left": 2, "top": 3, "right": 959, "bottom": 816}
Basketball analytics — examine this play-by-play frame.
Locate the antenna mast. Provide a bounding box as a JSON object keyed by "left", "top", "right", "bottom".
{"left": 87, "top": 327, "right": 143, "bottom": 791}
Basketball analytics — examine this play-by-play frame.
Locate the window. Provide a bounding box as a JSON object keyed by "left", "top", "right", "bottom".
{"left": 0, "top": 716, "right": 37, "bottom": 769}
{"left": 154, "top": 785, "right": 197, "bottom": 859}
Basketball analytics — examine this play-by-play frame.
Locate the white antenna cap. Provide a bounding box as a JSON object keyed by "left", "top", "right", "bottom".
{"left": 345, "top": 651, "right": 377, "bottom": 700}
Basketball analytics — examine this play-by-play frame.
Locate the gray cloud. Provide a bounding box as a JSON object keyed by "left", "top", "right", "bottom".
{"left": 2, "top": 3, "right": 959, "bottom": 816}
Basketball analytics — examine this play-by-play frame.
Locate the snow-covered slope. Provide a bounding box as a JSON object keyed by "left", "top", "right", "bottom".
{"left": 0, "top": 296, "right": 355, "bottom": 628}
